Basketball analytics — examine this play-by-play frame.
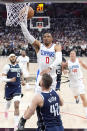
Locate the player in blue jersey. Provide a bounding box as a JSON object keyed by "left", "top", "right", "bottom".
{"left": 18, "top": 73, "right": 64, "bottom": 131}
{"left": 2, "top": 54, "right": 24, "bottom": 130}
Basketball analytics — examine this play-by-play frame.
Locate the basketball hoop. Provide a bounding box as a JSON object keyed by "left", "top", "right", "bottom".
{"left": 5, "top": 2, "right": 30, "bottom": 27}
{"left": 30, "top": 16, "right": 50, "bottom": 32}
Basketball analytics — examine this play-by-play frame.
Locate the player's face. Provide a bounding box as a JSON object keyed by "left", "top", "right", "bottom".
{"left": 70, "top": 51, "right": 76, "bottom": 61}
{"left": 9, "top": 56, "right": 16, "bottom": 64}
{"left": 21, "top": 51, "right": 26, "bottom": 57}
{"left": 43, "top": 33, "right": 53, "bottom": 46}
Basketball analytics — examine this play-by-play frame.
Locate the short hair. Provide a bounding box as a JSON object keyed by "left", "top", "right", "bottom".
{"left": 42, "top": 73, "right": 53, "bottom": 89}
{"left": 70, "top": 50, "right": 76, "bottom": 54}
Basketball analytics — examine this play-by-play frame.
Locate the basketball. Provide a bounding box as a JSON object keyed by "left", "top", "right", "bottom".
{"left": 19, "top": 6, "right": 34, "bottom": 22}
{"left": 27, "top": 7, "right": 34, "bottom": 19}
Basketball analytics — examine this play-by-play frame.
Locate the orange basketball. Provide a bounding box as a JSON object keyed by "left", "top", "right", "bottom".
{"left": 27, "top": 7, "right": 34, "bottom": 19}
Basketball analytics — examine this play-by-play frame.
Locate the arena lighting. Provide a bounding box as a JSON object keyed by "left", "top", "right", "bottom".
{"left": 0, "top": 0, "right": 87, "bottom": 3}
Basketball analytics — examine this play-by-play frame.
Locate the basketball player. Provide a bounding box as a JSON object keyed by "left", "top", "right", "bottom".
{"left": 62, "top": 50, "right": 87, "bottom": 118}
{"left": 2, "top": 54, "right": 24, "bottom": 130}
{"left": 18, "top": 73, "right": 64, "bottom": 131}
{"left": 17, "top": 49, "right": 30, "bottom": 90}
{"left": 20, "top": 22, "right": 62, "bottom": 92}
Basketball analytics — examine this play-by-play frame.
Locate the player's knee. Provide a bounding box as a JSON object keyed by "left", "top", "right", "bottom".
{"left": 80, "top": 95, "right": 86, "bottom": 102}
{"left": 14, "top": 101, "right": 20, "bottom": 110}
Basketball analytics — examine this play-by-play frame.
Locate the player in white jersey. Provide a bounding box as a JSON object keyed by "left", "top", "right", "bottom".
{"left": 62, "top": 50, "right": 87, "bottom": 118}
{"left": 36, "top": 43, "right": 58, "bottom": 92}
{"left": 17, "top": 49, "right": 30, "bottom": 90}
{"left": 20, "top": 22, "right": 62, "bottom": 92}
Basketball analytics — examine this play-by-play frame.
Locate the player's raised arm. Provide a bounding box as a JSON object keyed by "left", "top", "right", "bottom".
{"left": 20, "top": 22, "right": 41, "bottom": 53}
{"left": 18, "top": 94, "right": 43, "bottom": 130}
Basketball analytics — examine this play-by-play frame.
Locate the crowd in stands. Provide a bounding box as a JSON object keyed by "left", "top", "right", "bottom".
{"left": 0, "top": 3, "right": 87, "bottom": 61}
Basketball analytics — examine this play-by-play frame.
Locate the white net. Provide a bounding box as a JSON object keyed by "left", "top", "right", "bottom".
{"left": 6, "top": 2, "right": 30, "bottom": 27}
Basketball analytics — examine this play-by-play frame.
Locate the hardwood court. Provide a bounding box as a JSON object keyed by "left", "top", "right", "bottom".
{"left": 0, "top": 56, "right": 87, "bottom": 129}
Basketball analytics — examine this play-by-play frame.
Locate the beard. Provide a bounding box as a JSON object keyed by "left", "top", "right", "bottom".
{"left": 10, "top": 60, "right": 16, "bottom": 64}
{"left": 22, "top": 54, "right": 25, "bottom": 57}
{"left": 44, "top": 42, "right": 50, "bottom": 46}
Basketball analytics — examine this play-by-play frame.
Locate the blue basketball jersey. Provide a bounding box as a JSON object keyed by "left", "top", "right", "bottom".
{"left": 6, "top": 64, "right": 21, "bottom": 87}
{"left": 37, "top": 89, "right": 62, "bottom": 128}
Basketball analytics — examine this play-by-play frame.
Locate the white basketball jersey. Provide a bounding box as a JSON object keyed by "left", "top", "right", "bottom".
{"left": 17, "top": 56, "right": 29, "bottom": 71}
{"left": 68, "top": 58, "right": 83, "bottom": 82}
{"left": 37, "top": 43, "right": 56, "bottom": 74}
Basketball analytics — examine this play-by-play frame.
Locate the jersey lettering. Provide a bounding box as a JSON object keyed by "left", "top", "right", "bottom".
{"left": 41, "top": 50, "right": 55, "bottom": 57}
{"left": 50, "top": 103, "right": 59, "bottom": 116}
{"left": 17, "top": 72, "right": 20, "bottom": 77}
{"left": 72, "top": 68, "right": 77, "bottom": 73}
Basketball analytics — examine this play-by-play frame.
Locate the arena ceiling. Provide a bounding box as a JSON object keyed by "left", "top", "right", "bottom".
{"left": 0, "top": 0, "right": 87, "bottom": 3}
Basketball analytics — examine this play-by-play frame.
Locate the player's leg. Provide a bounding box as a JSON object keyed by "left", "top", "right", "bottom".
{"left": 74, "top": 96, "right": 79, "bottom": 104}
{"left": 51, "top": 74, "right": 57, "bottom": 91}
{"left": 25, "top": 77, "right": 30, "bottom": 90}
{"left": 35, "top": 69, "right": 41, "bottom": 93}
{"left": 77, "top": 82, "right": 87, "bottom": 117}
{"left": 13, "top": 95, "right": 21, "bottom": 130}
{"left": 23, "top": 71, "right": 30, "bottom": 90}
{"left": 80, "top": 94, "right": 87, "bottom": 117}
{"left": 35, "top": 75, "right": 42, "bottom": 93}
{"left": 56, "top": 75, "right": 61, "bottom": 91}
{"left": 70, "top": 85, "right": 80, "bottom": 104}
{"left": 5, "top": 100, "right": 12, "bottom": 118}
{"left": 13, "top": 86, "right": 21, "bottom": 130}
{"left": 4, "top": 86, "right": 12, "bottom": 118}
{"left": 56, "top": 81, "right": 61, "bottom": 91}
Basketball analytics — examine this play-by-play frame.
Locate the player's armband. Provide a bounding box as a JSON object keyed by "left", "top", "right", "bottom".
{"left": 50, "top": 52, "right": 62, "bottom": 69}
{"left": 2, "top": 76, "right": 11, "bottom": 82}
{"left": 20, "top": 22, "right": 35, "bottom": 44}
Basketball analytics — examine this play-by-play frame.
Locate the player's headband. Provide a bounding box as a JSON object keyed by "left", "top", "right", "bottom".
{"left": 9, "top": 54, "right": 16, "bottom": 58}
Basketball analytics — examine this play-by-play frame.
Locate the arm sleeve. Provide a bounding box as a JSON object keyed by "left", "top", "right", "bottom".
{"left": 3, "top": 65, "right": 10, "bottom": 74}
{"left": 50, "top": 52, "right": 62, "bottom": 69}
{"left": 21, "top": 22, "right": 36, "bottom": 44}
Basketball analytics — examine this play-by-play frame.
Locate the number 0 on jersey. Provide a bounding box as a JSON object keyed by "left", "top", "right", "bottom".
{"left": 46, "top": 57, "right": 49, "bottom": 64}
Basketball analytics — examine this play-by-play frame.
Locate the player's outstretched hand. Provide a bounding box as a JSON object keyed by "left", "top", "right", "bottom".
{"left": 17, "top": 117, "right": 26, "bottom": 131}
{"left": 10, "top": 77, "right": 16, "bottom": 82}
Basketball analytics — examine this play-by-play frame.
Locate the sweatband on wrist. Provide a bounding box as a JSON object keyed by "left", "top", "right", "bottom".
{"left": 2, "top": 76, "right": 11, "bottom": 82}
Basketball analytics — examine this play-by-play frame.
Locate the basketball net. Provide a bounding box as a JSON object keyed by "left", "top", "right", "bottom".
{"left": 6, "top": 2, "right": 30, "bottom": 27}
